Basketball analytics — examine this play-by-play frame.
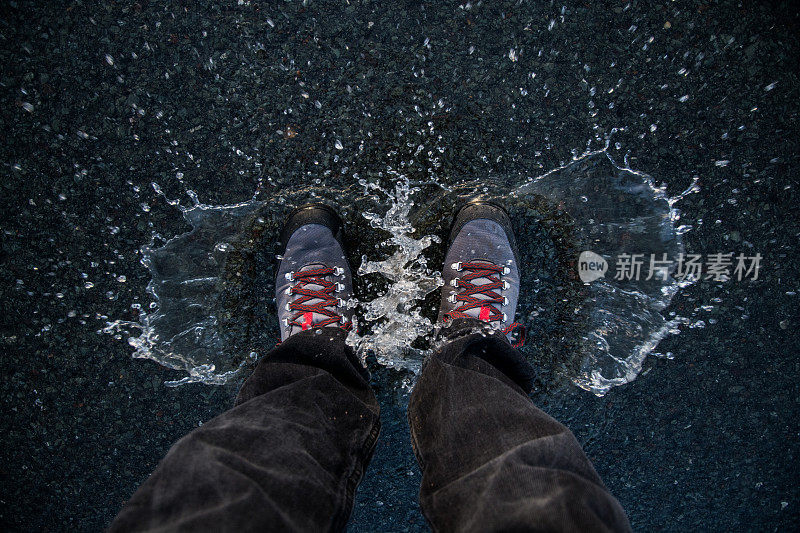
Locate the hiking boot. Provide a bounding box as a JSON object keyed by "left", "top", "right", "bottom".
{"left": 439, "top": 200, "right": 525, "bottom": 347}
{"left": 275, "top": 204, "right": 354, "bottom": 341}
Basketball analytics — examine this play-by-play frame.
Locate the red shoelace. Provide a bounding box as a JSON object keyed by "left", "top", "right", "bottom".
{"left": 287, "top": 266, "right": 352, "bottom": 332}
{"left": 446, "top": 260, "right": 525, "bottom": 348}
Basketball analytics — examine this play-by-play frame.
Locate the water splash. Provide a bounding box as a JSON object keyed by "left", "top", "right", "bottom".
{"left": 513, "top": 147, "right": 698, "bottom": 395}
{"left": 105, "top": 147, "right": 696, "bottom": 395}
{"left": 346, "top": 173, "right": 443, "bottom": 373}
{"left": 104, "top": 184, "right": 263, "bottom": 386}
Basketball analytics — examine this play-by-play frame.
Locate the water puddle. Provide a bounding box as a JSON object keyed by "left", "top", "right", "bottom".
{"left": 104, "top": 187, "right": 264, "bottom": 385}
{"left": 512, "top": 150, "right": 698, "bottom": 395}
{"left": 105, "top": 146, "right": 696, "bottom": 395}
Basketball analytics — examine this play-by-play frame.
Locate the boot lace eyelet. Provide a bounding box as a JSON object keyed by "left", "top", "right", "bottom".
{"left": 283, "top": 264, "right": 352, "bottom": 334}
{"left": 446, "top": 260, "right": 514, "bottom": 327}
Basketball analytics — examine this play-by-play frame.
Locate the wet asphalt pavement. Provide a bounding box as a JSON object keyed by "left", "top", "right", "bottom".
{"left": 1, "top": 1, "right": 798, "bottom": 530}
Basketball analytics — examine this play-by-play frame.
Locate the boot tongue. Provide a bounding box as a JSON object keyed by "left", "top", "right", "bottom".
{"left": 462, "top": 260, "right": 500, "bottom": 321}
{"left": 290, "top": 264, "right": 337, "bottom": 335}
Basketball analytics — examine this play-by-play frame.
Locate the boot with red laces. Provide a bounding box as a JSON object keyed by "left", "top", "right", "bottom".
{"left": 275, "top": 204, "right": 354, "bottom": 341}
{"left": 439, "top": 200, "right": 525, "bottom": 348}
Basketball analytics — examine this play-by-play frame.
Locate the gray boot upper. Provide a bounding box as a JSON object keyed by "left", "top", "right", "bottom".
{"left": 439, "top": 203, "right": 522, "bottom": 344}
{"left": 276, "top": 219, "right": 353, "bottom": 342}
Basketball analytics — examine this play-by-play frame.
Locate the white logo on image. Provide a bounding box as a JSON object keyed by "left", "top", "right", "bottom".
{"left": 578, "top": 251, "right": 608, "bottom": 283}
